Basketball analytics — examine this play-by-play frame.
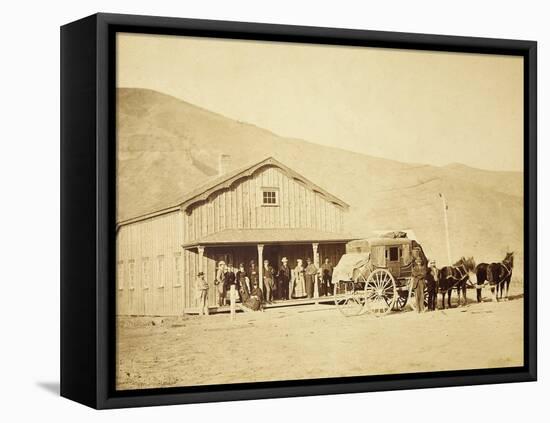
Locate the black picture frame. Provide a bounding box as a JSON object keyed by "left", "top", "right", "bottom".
{"left": 60, "top": 12, "right": 537, "bottom": 409}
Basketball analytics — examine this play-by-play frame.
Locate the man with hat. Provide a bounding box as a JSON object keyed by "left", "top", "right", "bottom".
{"left": 277, "top": 257, "right": 291, "bottom": 300}
{"left": 224, "top": 263, "right": 237, "bottom": 297}
{"left": 412, "top": 257, "right": 427, "bottom": 313}
{"left": 320, "top": 258, "right": 334, "bottom": 296}
{"left": 263, "top": 259, "right": 275, "bottom": 304}
{"left": 426, "top": 259, "right": 439, "bottom": 311}
{"left": 195, "top": 271, "right": 209, "bottom": 316}
{"left": 215, "top": 261, "right": 227, "bottom": 307}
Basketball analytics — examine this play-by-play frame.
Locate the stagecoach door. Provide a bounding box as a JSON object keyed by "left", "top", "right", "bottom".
{"left": 386, "top": 246, "right": 401, "bottom": 278}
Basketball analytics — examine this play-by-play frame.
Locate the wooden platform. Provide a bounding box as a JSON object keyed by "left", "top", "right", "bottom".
{"left": 184, "top": 296, "right": 336, "bottom": 315}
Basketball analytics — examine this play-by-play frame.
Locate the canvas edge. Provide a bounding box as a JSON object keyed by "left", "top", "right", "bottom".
{"left": 60, "top": 13, "right": 99, "bottom": 409}
{"left": 59, "top": 12, "right": 537, "bottom": 410}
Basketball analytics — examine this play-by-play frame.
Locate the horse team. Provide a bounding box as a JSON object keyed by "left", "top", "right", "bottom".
{"left": 433, "top": 252, "right": 515, "bottom": 309}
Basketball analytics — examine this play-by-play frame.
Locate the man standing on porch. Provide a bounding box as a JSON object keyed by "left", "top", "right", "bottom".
{"left": 195, "top": 272, "right": 209, "bottom": 316}
{"left": 225, "top": 263, "right": 237, "bottom": 300}
{"left": 277, "top": 257, "right": 291, "bottom": 300}
{"left": 263, "top": 260, "right": 275, "bottom": 304}
{"left": 321, "top": 258, "right": 334, "bottom": 296}
{"left": 215, "top": 261, "right": 227, "bottom": 307}
{"left": 305, "top": 258, "right": 318, "bottom": 299}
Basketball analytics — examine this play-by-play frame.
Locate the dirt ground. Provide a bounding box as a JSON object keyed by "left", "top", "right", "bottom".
{"left": 116, "top": 284, "right": 524, "bottom": 390}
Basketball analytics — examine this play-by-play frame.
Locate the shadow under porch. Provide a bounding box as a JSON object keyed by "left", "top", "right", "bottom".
{"left": 183, "top": 241, "right": 347, "bottom": 314}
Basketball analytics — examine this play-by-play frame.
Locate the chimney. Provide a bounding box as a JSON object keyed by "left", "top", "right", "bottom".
{"left": 218, "top": 154, "right": 231, "bottom": 176}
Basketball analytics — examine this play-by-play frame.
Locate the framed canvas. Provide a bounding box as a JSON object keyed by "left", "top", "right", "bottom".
{"left": 60, "top": 13, "right": 537, "bottom": 409}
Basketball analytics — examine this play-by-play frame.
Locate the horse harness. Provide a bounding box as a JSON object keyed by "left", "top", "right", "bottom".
{"left": 440, "top": 264, "right": 470, "bottom": 293}
{"left": 492, "top": 261, "right": 513, "bottom": 287}
{"left": 475, "top": 260, "right": 513, "bottom": 289}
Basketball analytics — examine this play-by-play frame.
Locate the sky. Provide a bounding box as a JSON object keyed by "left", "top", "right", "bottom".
{"left": 117, "top": 33, "right": 524, "bottom": 172}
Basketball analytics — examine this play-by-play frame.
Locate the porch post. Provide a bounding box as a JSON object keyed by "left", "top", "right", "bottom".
{"left": 197, "top": 245, "right": 206, "bottom": 308}
{"left": 197, "top": 245, "right": 205, "bottom": 272}
{"left": 312, "top": 243, "right": 319, "bottom": 299}
{"left": 257, "top": 244, "right": 264, "bottom": 292}
{"left": 312, "top": 243, "right": 319, "bottom": 267}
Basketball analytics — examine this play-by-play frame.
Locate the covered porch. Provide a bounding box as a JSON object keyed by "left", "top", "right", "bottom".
{"left": 182, "top": 228, "right": 354, "bottom": 313}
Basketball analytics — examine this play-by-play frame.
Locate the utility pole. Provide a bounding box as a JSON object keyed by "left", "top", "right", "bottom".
{"left": 439, "top": 193, "right": 452, "bottom": 266}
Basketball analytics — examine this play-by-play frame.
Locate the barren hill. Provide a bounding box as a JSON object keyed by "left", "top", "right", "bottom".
{"left": 117, "top": 88, "right": 524, "bottom": 271}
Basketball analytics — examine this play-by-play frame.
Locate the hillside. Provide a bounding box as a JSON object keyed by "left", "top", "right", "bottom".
{"left": 117, "top": 88, "right": 524, "bottom": 270}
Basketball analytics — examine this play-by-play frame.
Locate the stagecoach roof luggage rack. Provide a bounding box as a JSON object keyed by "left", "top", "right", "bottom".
{"left": 371, "top": 229, "right": 418, "bottom": 240}
{"left": 345, "top": 237, "right": 412, "bottom": 253}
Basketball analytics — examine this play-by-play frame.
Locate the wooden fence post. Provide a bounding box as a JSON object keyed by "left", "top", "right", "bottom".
{"left": 230, "top": 285, "right": 236, "bottom": 321}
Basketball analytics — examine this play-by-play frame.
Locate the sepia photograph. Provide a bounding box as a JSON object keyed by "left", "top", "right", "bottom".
{"left": 114, "top": 32, "right": 524, "bottom": 391}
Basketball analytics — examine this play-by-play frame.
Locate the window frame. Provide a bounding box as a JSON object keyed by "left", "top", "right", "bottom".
{"left": 128, "top": 259, "right": 136, "bottom": 290}
{"left": 156, "top": 255, "right": 165, "bottom": 288}
{"left": 260, "top": 187, "right": 280, "bottom": 207}
{"left": 142, "top": 257, "right": 150, "bottom": 289}
{"left": 387, "top": 246, "right": 400, "bottom": 262}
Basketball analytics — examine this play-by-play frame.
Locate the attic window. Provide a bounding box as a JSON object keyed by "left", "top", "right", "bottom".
{"left": 261, "top": 188, "right": 279, "bottom": 206}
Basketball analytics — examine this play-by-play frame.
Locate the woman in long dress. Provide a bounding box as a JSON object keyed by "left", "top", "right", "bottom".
{"left": 292, "top": 259, "right": 306, "bottom": 298}
{"left": 243, "top": 281, "right": 263, "bottom": 311}
{"left": 236, "top": 263, "right": 250, "bottom": 302}
{"left": 304, "top": 257, "right": 318, "bottom": 299}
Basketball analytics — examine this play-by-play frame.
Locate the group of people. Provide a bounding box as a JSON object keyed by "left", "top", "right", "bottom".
{"left": 195, "top": 255, "right": 440, "bottom": 316}
{"left": 411, "top": 258, "right": 439, "bottom": 313}
{"left": 194, "top": 257, "right": 336, "bottom": 315}
{"left": 258, "top": 257, "right": 335, "bottom": 303}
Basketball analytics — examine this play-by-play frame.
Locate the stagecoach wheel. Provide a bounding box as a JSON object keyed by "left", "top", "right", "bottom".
{"left": 333, "top": 281, "right": 366, "bottom": 317}
{"left": 393, "top": 290, "right": 409, "bottom": 310}
{"left": 364, "top": 269, "right": 397, "bottom": 316}
{"left": 354, "top": 270, "right": 373, "bottom": 316}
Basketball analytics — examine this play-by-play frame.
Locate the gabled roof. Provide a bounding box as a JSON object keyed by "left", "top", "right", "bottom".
{"left": 178, "top": 156, "right": 349, "bottom": 213}
{"left": 117, "top": 156, "right": 349, "bottom": 228}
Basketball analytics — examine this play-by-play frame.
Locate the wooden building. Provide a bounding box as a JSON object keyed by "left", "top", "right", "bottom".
{"left": 116, "top": 157, "right": 353, "bottom": 316}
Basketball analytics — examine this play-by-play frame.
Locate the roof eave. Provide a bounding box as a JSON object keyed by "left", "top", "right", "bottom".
{"left": 181, "top": 238, "right": 354, "bottom": 250}
{"left": 116, "top": 205, "right": 181, "bottom": 229}
{"left": 179, "top": 156, "right": 349, "bottom": 213}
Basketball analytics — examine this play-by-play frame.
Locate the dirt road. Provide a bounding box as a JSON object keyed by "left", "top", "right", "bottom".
{"left": 116, "top": 289, "right": 524, "bottom": 390}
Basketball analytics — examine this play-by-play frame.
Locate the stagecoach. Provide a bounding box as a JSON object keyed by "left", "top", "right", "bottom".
{"left": 332, "top": 231, "right": 428, "bottom": 316}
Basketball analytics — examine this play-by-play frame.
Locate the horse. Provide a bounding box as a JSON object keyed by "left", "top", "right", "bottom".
{"left": 438, "top": 256, "right": 476, "bottom": 309}
{"left": 474, "top": 263, "right": 489, "bottom": 302}
{"left": 487, "top": 252, "right": 514, "bottom": 302}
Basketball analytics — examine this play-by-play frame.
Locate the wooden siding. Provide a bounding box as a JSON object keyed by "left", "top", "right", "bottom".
{"left": 185, "top": 166, "right": 344, "bottom": 242}
{"left": 116, "top": 164, "right": 348, "bottom": 316}
{"left": 116, "top": 211, "right": 190, "bottom": 316}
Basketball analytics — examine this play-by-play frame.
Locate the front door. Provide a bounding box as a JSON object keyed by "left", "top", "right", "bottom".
{"left": 263, "top": 245, "right": 281, "bottom": 272}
